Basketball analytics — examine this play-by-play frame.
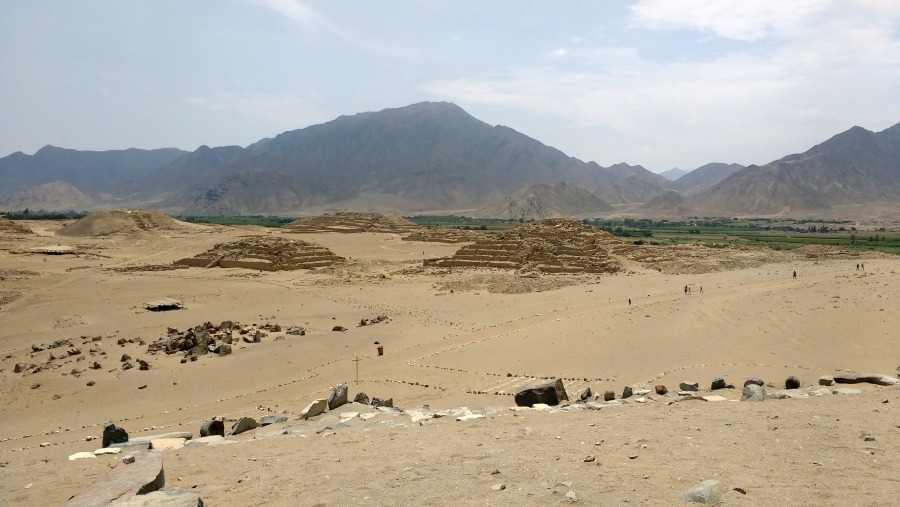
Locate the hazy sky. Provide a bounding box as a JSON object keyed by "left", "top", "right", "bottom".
{"left": 2, "top": 1, "right": 899, "bottom": 172}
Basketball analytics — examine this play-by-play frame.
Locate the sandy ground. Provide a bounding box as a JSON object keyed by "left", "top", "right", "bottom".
{"left": 0, "top": 221, "right": 898, "bottom": 506}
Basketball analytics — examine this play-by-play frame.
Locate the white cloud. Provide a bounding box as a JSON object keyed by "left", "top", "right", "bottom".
{"left": 629, "top": 0, "right": 830, "bottom": 41}
{"left": 550, "top": 48, "right": 566, "bottom": 58}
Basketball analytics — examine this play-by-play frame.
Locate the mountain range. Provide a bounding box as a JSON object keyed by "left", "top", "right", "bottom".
{"left": 0, "top": 102, "right": 897, "bottom": 217}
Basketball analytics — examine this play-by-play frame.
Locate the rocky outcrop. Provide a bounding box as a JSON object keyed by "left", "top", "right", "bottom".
{"left": 63, "top": 451, "right": 164, "bottom": 506}
{"left": 514, "top": 378, "right": 569, "bottom": 407}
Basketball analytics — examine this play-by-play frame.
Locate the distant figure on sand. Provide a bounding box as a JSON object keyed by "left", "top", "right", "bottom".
{"left": 628, "top": 298, "right": 631, "bottom": 306}
{"left": 856, "top": 263, "right": 860, "bottom": 271}
{"left": 793, "top": 270, "right": 797, "bottom": 279}
{"left": 684, "top": 285, "right": 688, "bottom": 295}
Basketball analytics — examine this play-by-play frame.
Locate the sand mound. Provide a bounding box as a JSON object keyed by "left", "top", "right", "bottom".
{"left": 175, "top": 236, "right": 343, "bottom": 271}
{"left": 426, "top": 218, "right": 623, "bottom": 274}
{"left": 57, "top": 209, "right": 187, "bottom": 237}
{"left": 283, "top": 212, "right": 422, "bottom": 234}
{"left": 0, "top": 216, "right": 33, "bottom": 235}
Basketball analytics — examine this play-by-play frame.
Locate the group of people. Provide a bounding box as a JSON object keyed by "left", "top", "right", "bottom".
{"left": 683, "top": 284, "right": 702, "bottom": 295}
{"left": 856, "top": 262, "right": 865, "bottom": 271}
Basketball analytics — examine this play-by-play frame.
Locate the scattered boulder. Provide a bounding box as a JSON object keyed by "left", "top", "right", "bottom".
{"left": 328, "top": 384, "right": 349, "bottom": 410}
{"left": 14, "top": 363, "right": 27, "bottom": 373}
{"left": 259, "top": 415, "right": 287, "bottom": 426}
{"left": 681, "top": 479, "right": 723, "bottom": 505}
{"left": 353, "top": 392, "right": 370, "bottom": 405}
{"left": 372, "top": 397, "right": 394, "bottom": 408}
{"left": 785, "top": 376, "right": 801, "bottom": 389}
{"left": 711, "top": 378, "right": 727, "bottom": 390}
{"left": 514, "top": 378, "right": 569, "bottom": 407}
{"left": 199, "top": 420, "right": 224, "bottom": 438}
{"left": 603, "top": 390, "right": 615, "bottom": 401}
{"left": 679, "top": 381, "right": 699, "bottom": 392}
{"left": 741, "top": 384, "right": 766, "bottom": 401}
{"left": 579, "top": 387, "right": 593, "bottom": 401}
{"left": 230, "top": 417, "right": 258, "bottom": 435}
{"left": 121, "top": 354, "right": 132, "bottom": 362}
{"left": 102, "top": 421, "right": 129, "bottom": 448}
{"left": 622, "top": 386, "right": 633, "bottom": 399}
{"left": 819, "top": 375, "right": 835, "bottom": 386}
{"left": 300, "top": 399, "right": 328, "bottom": 420}
{"left": 137, "top": 359, "right": 150, "bottom": 371}
{"left": 833, "top": 372, "right": 899, "bottom": 386}
{"left": 655, "top": 385, "right": 668, "bottom": 395}
{"left": 332, "top": 326, "right": 347, "bottom": 332}
{"left": 62, "top": 451, "right": 164, "bottom": 506}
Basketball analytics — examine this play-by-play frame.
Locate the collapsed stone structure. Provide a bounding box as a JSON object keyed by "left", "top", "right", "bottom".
{"left": 0, "top": 216, "right": 33, "bottom": 235}
{"left": 57, "top": 209, "right": 187, "bottom": 237}
{"left": 175, "top": 236, "right": 341, "bottom": 271}
{"left": 425, "top": 219, "right": 623, "bottom": 274}
{"left": 283, "top": 212, "right": 421, "bottom": 234}
{"left": 401, "top": 228, "right": 483, "bottom": 243}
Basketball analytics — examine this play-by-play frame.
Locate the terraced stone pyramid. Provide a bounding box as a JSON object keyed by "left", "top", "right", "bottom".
{"left": 425, "top": 219, "right": 623, "bottom": 274}
{"left": 175, "top": 236, "right": 342, "bottom": 271}
{"left": 401, "top": 228, "right": 483, "bottom": 243}
{"left": 283, "top": 212, "right": 421, "bottom": 234}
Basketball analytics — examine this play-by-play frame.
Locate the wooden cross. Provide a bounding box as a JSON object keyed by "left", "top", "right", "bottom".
{"left": 352, "top": 355, "right": 362, "bottom": 384}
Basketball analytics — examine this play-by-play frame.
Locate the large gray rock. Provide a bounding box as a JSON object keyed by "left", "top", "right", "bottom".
{"left": 199, "top": 420, "right": 224, "bottom": 438}
{"left": 259, "top": 415, "right": 287, "bottom": 426}
{"left": 681, "top": 479, "right": 723, "bottom": 505}
{"left": 300, "top": 399, "right": 328, "bottom": 420}
{"left": 833, "top": 373, "right": 899, "bottom": 386}
{"left": 744, "top": 378, "right": 764, "bottom": 387}
{"left": 327, "top": 384, "right": 348, "bottom": 410}
{"left": 679, "top": 381, "right": 699, "bottom": 392}
{"left": 353, "top": 392, "right": 370, "bottom": 405}
{"left": 514, "top": 378, "right": 569, "bottom": 407}
{"left": 109, "top": 488, "right": 203, "bottom": 506}
{"left": 230, "top": 417, "right": 258, "bottom": 435}
{"left": 103, "top": 421, "right": 129, "bottom": 448}
{"left": 741, "top": 384, "right": 766, "bottom": 401}
{"left": 63, "top": 451, "right": 164, "bottom": 506}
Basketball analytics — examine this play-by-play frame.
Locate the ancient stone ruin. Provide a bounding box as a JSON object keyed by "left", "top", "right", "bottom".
{"left": 425, "top": 219, "right": 623, "bottom": 274}
{"left": 0, "top": 216, "right": 33, "bottom": 235}
{"left": 175, "top": 236, "right": 341, "bottom": 271}
{"left": 56, "top": 209, "right": 188, "bottom": 237}
{"left": 283, "top": 212, "right": 422, "bottom": 234}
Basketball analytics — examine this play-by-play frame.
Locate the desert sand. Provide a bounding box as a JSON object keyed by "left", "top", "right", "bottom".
{"left": 0, "top": 216, "right": 898, "bottom": 506}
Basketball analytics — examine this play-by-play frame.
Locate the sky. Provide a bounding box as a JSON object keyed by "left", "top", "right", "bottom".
{"left": 2, "top": 1, "right": 900, "bottom": 173}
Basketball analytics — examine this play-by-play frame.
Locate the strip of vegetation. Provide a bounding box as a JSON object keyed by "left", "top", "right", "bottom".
{"left": 175, "top": 215, "right": 296, "bottom": 227}
{"left": 0, "top": 209, "right": 88, "bottom": 220}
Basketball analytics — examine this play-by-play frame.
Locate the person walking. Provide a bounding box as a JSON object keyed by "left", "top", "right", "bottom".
{"left": 793, "top": 270, "right": 797, "bottom": 279}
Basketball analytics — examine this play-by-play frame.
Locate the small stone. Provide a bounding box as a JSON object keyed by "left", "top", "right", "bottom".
{"left": 655, "top": 385, "right": 668, "bottom": 395}
{"left": 603, "top": 390, "right": 615, "bottom": 401}
{"left": 621, "top": 386, "right": 633, "bottom": 399}
{"left": 579, "top": 387, "right": 593, "bottom": 401}
{"left": 491, "top": 484, "right": 506, "bottom": 491}
{"left": 87, "top": 381, "right": 96, "bottom": 387}
{"left": 818, "top": 375, "right": 835, "bottom": 386}
{"left": 121, "top": 354, "right": 131, "bottom": 362}
{"left": 30, "top": 383, "right": 40, "bottom": 389}
{"left": 14, "top": 363, "right": 28, "bottom": 373}
{"left": 863, "top": 435, "right": 875, "bottom": 442}
{"left": 682, "top": 479, "right": 723, "bottom": 505}
{"left": 628, "top": 454, "right": 638, "bottom": 459}
{"left": 733, "top": 486, "right": 747, "bottom": 495}
{"left": 40, "top": 442, "right": 51, "bottom": 448}
{"left": 679, "top": 381, "right": 699, "bottom": 392}
{"left": 122, "top": 454, "right": 136, "bottom": 464}
{"left": 565, "top": 490, "right": 577, "bottom": 502}
{"left": 785, "top": 376, "right": 801, "bottom": 389}
{"left": 711, "top": 377, "right": 727, "bottom": 390}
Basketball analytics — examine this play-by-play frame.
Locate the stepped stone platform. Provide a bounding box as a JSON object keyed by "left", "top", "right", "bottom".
{"left": 175, "top": 236, "right": 342, "bottom": 271}
{"left": 425, "top": 219, "right": 623, "bottom": 274}
{"left": 283, "top": 212, "right": 422, "bottom": 234}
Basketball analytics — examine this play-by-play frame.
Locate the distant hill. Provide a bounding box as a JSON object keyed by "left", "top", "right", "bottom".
{"left": 692, "top": 124, "right": 900, "bottom": 214}
{"left": 659, "top": 168, "right": 688, "bottom": 181}
{"left": 0, "top": 146, "right": 186, "bottom": 201}
{"left": 593, "top": 171, "right": 671, "bottom": 205}
{"left": 474, "top": 182, "right": 613, "bottom": 220}
{"left": 639, "top": 190, "right": 691, "bottom": 215}
{"left": 160, "top": 102, "right": 658, "bottom": 214}
{"left": 671, "top": 163, "right": 745, "bottom": 195}
{"left": 0, "top": 181, "right": 97, "bottom": 211}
